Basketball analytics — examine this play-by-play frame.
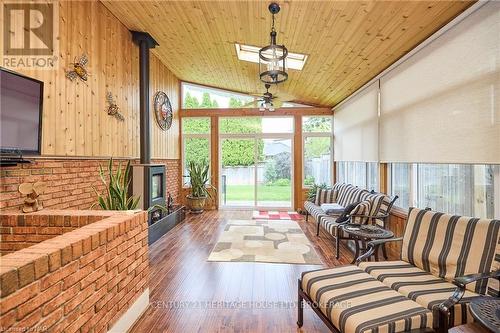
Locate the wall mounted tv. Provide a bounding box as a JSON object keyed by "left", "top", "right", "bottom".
{"left": 0, "top": 68, "right": 43, "bottom": 155}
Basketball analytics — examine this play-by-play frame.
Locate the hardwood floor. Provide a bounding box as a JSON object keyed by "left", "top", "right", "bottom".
{"left": 131, "top": 210, "right": 356, "bottom": 333}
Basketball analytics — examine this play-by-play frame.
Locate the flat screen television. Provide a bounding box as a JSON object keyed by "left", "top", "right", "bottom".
{"left": 0, "top": 68, "right": 43, "bottom": 155}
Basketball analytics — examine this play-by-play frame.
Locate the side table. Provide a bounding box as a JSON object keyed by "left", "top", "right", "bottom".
{"left": 342, "top": 223, "right": 394, "bottom": 264}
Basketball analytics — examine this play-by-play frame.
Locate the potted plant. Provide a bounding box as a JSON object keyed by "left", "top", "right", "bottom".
{"left": 185, "top": 161, "right": 215, "bottom": 214}
{"left": 92, "top": 158, "right": 140, "bottom": 210}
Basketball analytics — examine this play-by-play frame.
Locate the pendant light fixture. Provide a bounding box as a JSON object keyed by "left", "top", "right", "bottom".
{"left": 259, "top": 3, "right": 288, "bottom": 85}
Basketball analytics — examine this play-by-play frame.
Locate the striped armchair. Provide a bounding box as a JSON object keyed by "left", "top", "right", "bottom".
{"left": 298, "top": 208, "right": 499, "bottom": 333}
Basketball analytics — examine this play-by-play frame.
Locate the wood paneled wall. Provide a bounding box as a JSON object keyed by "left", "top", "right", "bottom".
{"left": 150, "top": 56, "right": 180, "bottom": 159}
{"left": 2, "top": 1, "right": 179, "bottom": 159}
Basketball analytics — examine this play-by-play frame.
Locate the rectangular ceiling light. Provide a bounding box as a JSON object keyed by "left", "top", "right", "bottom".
{"left": 235, "top": 43, "right": 308, "bottom": 71}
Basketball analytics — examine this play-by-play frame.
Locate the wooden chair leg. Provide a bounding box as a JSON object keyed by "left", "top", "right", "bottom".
{"left": 305, "top": 212, "right": 309, "bottom": 222}
{"left": 297, "top": 282, "right": 304, "bottom": 328}
{"left": 316, "top": 221, "right": 320, "bottom": 236}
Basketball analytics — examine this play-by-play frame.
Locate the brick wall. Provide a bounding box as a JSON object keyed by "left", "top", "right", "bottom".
{"left": 0, "top": 214, "right": 105, "bottom": 256}
{"left": 0, "top": 210, "right": 149, "bottom": 333}
{"left": 0, "top": 158, "right": 181, "bottom": 212}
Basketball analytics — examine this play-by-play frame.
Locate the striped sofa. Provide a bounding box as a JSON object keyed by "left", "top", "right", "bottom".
{"left": 304, "top": 183, "right": 397, "bottom": 259}
{"left": 298, "top": 207, "right": 499, "bottom": 333}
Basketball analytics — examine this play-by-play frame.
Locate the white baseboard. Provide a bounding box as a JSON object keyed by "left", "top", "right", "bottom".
{"left": 108, "top": 288, "right": 149, "bottom": 333}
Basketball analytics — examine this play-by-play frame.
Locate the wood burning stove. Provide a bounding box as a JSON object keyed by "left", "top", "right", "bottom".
{"left": 131, "top": 164, "right": 166, "bottom": 214}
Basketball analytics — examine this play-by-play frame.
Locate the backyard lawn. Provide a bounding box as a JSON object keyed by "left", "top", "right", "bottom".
{"left": 224, "top": 185, "right": 291, "bottom": 201}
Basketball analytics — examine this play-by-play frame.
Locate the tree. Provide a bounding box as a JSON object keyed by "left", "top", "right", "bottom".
{"left": 303, "top": 117, "right": 331, "bottom": 159}
{"left": 183, "top": 92, "right": 200, "bottom": 108}
{"left": 229, "top": 97, "right": 243, "bottom": 108}
{"left": 303, "top": 117, "right": 331, "bottom": 132}
{"left": 200, "top": 92, "right": 213, "bottom": 108}
{"left": 211, "top": 99, "right": 219, "bottom": 108}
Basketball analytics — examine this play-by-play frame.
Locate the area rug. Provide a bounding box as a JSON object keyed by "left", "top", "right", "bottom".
{"left": 207, "top": 220, "right": 322, "bottom": 265}
{"left": 252, "top": 210, "right": 302, "bottom": 220}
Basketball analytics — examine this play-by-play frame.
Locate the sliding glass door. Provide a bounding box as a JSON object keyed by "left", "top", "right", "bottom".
{"left": 219, "top": 117, "right": 293, "bottom": 209}
{"left": 220, "top": 138, "right": 256, "bottom": 207}
{"left": 256, "top": 138, "right": 292, "bottom": 207}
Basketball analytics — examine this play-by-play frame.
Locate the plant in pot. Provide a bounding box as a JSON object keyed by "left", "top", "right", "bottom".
{"left": 92, "top": 158, "right": 140, "bottom": 210}
{"left": 185, "top": 161, "right": 215, "bottom": 214}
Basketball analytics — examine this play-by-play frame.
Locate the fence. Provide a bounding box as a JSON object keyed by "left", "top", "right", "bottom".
{"left": 221, "top": 165, "right": 265, "bottom": 185}
{"left": 305, "top": 154, "right": 331, "bottom": 184}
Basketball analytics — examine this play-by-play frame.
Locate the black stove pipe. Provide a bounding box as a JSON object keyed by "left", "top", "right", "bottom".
{"left": 131, "top": 31, "right": 158, "bottom": 165}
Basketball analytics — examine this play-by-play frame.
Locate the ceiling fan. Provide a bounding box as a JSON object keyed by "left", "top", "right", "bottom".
{"left": 244, "top": 84, "right": 292, "bottom": 111}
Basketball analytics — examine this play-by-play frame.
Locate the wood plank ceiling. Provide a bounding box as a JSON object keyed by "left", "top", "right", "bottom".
{"left": 101, "top": 0, "right": 474, "bottom": 107}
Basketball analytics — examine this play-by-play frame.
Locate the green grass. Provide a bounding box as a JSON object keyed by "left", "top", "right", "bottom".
{"left": 225, "top": 185, "right": 291, "bottom": 201}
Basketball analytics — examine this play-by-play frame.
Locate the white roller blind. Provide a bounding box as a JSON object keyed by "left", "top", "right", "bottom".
{"left": 334, "top": 81, "right": 379, "bottom": 162}
{"left": 379, "top": 2, "right": 500, "bottom": 164}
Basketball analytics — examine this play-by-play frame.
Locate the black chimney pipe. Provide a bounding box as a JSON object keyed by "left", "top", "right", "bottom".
{"left": 131, "top": 31, "right": 158, "bottom": 164}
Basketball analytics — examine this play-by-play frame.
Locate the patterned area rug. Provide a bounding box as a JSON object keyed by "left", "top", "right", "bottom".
{"left": 207, "top": 220, "right": 322, "bottom": 265}
{"left": 252, "top": 210, "right": 302, "bottom": 220}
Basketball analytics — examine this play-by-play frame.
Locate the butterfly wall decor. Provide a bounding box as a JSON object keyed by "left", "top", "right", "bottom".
{"left": 106, "top": 92, "right": 125, "bottom": 121}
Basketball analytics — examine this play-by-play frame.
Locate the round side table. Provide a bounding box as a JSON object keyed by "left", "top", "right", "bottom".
{"left": 342, "top": 223, "right": 394, "bottom": 264}
{"left": 469, "top": 297, "right": 500, "bottom": 332}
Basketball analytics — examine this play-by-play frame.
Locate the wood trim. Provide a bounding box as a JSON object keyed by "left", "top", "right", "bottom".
{"left": 293, "top": 115, "right": 303, "bottom": 210}
{"left": 210, "top": 116, "right": 219, "bottom": 210}
{"left": 391, "top": 206, "right": 409, "bottom": 219}
{"left": 379, "top": 163, "right": 388, "bottom": 194}
{"left": 180, "top": 107, "right": 332, "bottom": 117}
{"left": 333, "top": 161, "right": 338, "bottom": 184}
{"left": 178, "top": 80, "right": 184, "bottom": 200}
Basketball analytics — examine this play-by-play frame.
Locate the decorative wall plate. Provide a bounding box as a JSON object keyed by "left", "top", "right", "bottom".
{"left": 154, "top": 91, "right": 173, "bottom": 130}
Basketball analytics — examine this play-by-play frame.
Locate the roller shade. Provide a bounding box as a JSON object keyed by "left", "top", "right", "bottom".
{"left": 379, "top": 2, "right": 500, "bottom": 164}
{"left": 334, "top": 81, "right": 379, "bottom": 162}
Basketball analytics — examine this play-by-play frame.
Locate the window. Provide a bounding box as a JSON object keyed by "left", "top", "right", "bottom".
{"left": 182, "top": 82, "right": 311, "bottom": 109}
{"left": 234, "top": 43, "right": 308, "bottom": 70}
{"left": 182, "top": 83, "right": 254, "bottom": 109}
{"left": 219, "top": 117, "right": 293, "bottom": 135}
{"left": 389, "top": 163, "right": 499, "bottom": 218}
{"left": 336, "top": 162, "right": 379, "bottom": 191}
{"left": 303, "top": 116, "right": 333, "bottom": 187}
{"left": 182, "top": 117, "right": 210, "bottom": 186}
{"left": 390, "top": 163, "right": 412, "bottom": 209}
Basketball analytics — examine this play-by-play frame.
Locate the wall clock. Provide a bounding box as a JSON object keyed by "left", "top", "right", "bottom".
{"left": 153, "top": 91, "right": 173, "bottom": 130}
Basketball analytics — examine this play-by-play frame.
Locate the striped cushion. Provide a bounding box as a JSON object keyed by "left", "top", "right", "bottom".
{"left": 356, "top": 191, "right": 392, "bottom": 227}
{"left": 337, "top": 185, "right": 366, "bottom": 208}
{"left": 332, "top": 181, "right": 346, "bottom": 192}
{"left": 304, "top": 201, "right": 327, "bottom": 222}
{"left": 350, "top": 200, "right": 371, "bottom": 224}
{"left": 369, "top": 194, "right": 392, "bottom": 227}
{"left": 489, "top": 253, "right": 500, "bottom": 296}
{"left": 320, "top": 216, "right": 342, "bottom": 236}
{"left": 359, "top": 261, "right": 480, "bottom": 327}
{"left": 301, "top": 265, "right": 433, "bottom": 333}
{"left": 314, "top": 188, "right": 337, "bottom": 206}
{"left": 402, "top": 208, "right": 500, "bottom": 294}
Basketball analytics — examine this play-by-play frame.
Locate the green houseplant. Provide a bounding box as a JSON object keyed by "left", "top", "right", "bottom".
{"left": 185, "top": 161, "right": 215, "bottom": 214}
{"left": 92, "top": 158, "right": 140, "bottom": 210}
{"left": 307, "top": 183, "right": 329, "bottom": 202}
